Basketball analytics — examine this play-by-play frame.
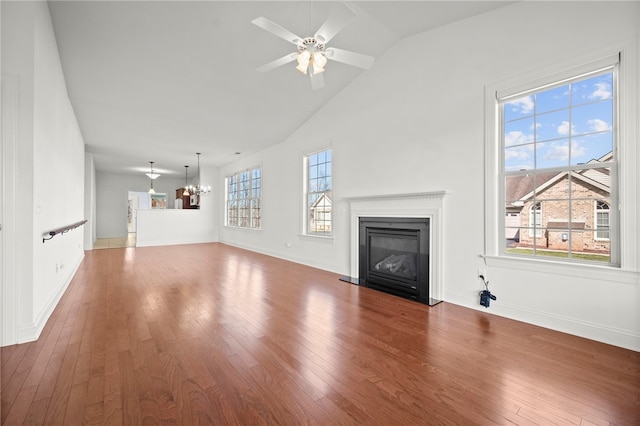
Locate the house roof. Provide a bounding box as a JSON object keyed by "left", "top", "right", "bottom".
{"left": 506, "top": 151, "right": 612, "bottom": 205}
{"left": 505, "top": 172, "right": 557, "bottom": 202}
{"left": 311, "top": 193, "right": 332, "bottom": 209}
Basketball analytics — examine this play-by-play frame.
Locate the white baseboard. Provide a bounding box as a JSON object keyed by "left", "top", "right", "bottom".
{"left": 445, "top": 290, "right": 640, "bottom": 352}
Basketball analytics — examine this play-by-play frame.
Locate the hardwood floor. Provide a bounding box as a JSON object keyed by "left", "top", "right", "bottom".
{"left": 2, "top": 243, "right": 639, "bottom": 425}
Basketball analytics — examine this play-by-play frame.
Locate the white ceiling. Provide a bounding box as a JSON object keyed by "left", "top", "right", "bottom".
{"left": 47, "top": 1, "right": 512, "bottom": 178}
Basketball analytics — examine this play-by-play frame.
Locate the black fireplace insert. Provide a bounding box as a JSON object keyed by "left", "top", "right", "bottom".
{"left": 359, "top": 217, "right": 430, "bottom": 304}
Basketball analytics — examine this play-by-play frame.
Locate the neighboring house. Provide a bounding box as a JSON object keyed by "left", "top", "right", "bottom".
{"left": 309, "top": 193, "right": 332, "bottom": 233}
{"left": 506, "top": 152, "right": 611, "bottom": 254}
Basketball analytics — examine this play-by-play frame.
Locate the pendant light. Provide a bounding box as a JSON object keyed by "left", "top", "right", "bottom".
{"left": 148, "top": 161, "right": 157, "bottom": 194}
{"left": 183, "top": 166, "right": 190, "bottom": 196}
{"left": 145, "top": 162, "right": 161, "bottom": 180}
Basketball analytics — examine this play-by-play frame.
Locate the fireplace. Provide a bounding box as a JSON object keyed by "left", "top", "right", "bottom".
{"left": 359, "top": 217, "right": 429, "bottom": 303}
{"left": 345, "top": 191, "right": 449, "bottom": 306}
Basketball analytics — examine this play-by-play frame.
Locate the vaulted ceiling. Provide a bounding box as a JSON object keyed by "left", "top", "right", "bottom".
{"left": 48, "top": 1, "right": 512, "bottom": 178}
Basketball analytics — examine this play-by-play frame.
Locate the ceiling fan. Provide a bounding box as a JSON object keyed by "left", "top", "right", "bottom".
{"left": 251, "top": 4, "right": 375, "bottom": 90}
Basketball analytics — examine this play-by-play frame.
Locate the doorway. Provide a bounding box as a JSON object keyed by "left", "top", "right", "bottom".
{"left": 93, "top": 191, "right": 141, "bottom": 249}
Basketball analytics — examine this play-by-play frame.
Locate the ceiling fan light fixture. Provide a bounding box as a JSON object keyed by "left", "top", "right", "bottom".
{"left": 296, "top": 51, "right": 311, "bottom": 74}
{"left": 312, "top": 52, "right": 327, "bottom": 74}
{"left": 252, "top": 6, "right": 374, "bottom": 89}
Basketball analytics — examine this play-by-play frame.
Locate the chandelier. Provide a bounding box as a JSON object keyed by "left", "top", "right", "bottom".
{"left": 186, "top": 153, "right": 211, "bottom": 196}
{"left": 147, "top": 161, "right": 159, "bottom": 194}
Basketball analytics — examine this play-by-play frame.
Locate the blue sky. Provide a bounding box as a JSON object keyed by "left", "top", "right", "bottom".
{"left": 503, "top": 72, "right": 613, "bottom": 171}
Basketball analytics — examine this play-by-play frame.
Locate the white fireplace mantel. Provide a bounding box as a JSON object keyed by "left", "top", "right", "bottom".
{"left": 345, "top": 191, "right": 451, "bottom": 304}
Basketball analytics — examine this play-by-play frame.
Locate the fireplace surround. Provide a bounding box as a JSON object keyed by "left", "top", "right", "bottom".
{"left": 346, "top": 191, "right": 450, "bottom": 306}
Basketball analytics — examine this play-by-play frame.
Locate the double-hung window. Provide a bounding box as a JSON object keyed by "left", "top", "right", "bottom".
{"left": 494, "top": 55, "right": 619, "bottom": 265}
{"left": 304, "top": 149, "right": 332, "bottom": 236}
{"left": 226, "top": 167, "right": 261, "bottom": 229}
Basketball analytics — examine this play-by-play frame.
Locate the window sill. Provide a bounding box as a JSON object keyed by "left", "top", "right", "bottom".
{"left": 224, "top": 225, "right": 261, "bottom": 232}
{"left": 484, "top": 255, "right": 638, "bottom": 285}
{"left": 298, "top": 234, "right": 334, "bottom": 244}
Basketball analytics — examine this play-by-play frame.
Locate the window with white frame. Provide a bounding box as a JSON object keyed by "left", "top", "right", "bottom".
{"left": 496, "top": 56, "right": 619, "bottom": 265}
{"left": 226, "top": 167, "right": 261, "bottom": 229}
{"left": 595, "top": 201, "right": 610, "bottom": 240}
{"left": 304, "top": 149, "right": 332, "bottom": 236}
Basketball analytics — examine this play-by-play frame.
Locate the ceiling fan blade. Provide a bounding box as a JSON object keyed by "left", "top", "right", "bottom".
{"left": 314, "top": 3, "right": 356, "bottom": 44}
{"left": 325, "top": 47, "right": 375, "bottom": 70}
{"left": 310, "top": 72, "right": 325, "bottom": 91}
{"left": 256, "top": 53, "right": 297, "bottom": 73}
{"left": 251, "top": 16, "right": 302, "bottom": 45}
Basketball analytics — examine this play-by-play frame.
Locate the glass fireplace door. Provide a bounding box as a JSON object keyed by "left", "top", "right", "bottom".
{"left": 368, "top": 231, "right": 418, "bottom": 281}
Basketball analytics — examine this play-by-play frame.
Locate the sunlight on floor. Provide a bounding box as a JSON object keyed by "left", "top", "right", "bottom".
{"left": 94, "top": 233, "right": 136, "bottom": 249}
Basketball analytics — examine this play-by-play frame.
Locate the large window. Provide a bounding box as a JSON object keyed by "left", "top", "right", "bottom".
{"left": 226, "top": 167, "right": 261, "bottom": 229}
{"left": 305, "top": 149, "right": 332, "bottom": 236}
{"left": 499, "top": 59, "right": 618, "bottom": 264}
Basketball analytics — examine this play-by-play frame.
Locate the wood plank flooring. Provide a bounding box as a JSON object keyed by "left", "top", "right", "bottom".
{"left": 93, "top": 234, "right": 136, "bottom": 250}
{"left": 2, "top": 243, "right": 639, "bottom": 425}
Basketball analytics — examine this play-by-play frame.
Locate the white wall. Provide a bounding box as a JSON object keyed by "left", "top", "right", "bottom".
{"left": 136, "top": 209, "right": 216, "bottom": 247}
{"left": 219, "top": 2, "right": 640, "bottom": 350}
{"left": 1, "top": 1, "right": 86, "bottom": 344}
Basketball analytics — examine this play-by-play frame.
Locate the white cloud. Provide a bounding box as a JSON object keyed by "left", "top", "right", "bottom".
{"left": 506, "top": 96, "right": 534, "bottom": 115}
{"left": 505, "top": 147, "right": 530, "bottom": 161}
{"left": 504, "top": 130, "right": 534, "bottom": 147}
{"left": 589, "top": 82, "right": 612, "bottom": 100}
{"left": 571, "top": 140, "right": 586, "bottom": 157}
{"left": 543, "top": 140, "right": 586, "bottom": 161}
{"left": 588, "top": 118, "right": 612, "bottom": 132}
{"left": 543, "top": 144, "right": 568, "bottom": 161}
{"left": 557, "top": 120, "right": 575, "bottom": 136}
